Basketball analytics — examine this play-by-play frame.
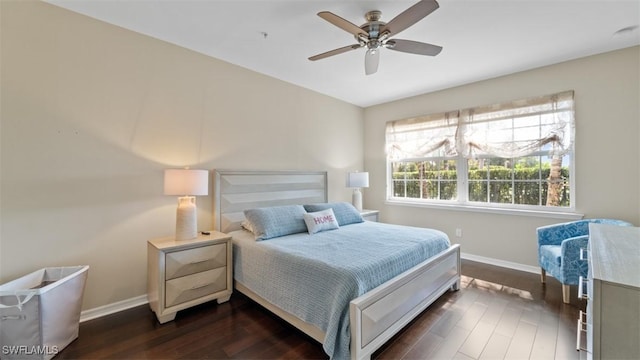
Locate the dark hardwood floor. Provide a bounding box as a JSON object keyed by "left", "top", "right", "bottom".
{"left": 58, "top": 260, "right": 585, "bottom": 359}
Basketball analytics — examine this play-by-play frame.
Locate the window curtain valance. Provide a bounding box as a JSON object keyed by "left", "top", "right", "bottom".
{"left": 386, "top": 91, "right": 575, "bottom": 160}
{"left": 385, "top": 111, "right": 459, "bottom": 160}
{"left": 457, "top": 91, "right": 574, "bottom": 158}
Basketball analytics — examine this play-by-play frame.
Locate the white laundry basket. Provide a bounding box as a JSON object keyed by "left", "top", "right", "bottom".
{"left": 0, "top": 266, "right": 89, "bottom": 360}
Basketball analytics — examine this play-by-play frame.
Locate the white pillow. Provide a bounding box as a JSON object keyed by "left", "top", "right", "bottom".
{"left": 303, "top": 208, "right": 340, "bottom": 235}
{"left": 241, "top": 220, "right": 255, "bottom": 233}
{"left": 304, "top": 202, "right": 363, "bottom": 226}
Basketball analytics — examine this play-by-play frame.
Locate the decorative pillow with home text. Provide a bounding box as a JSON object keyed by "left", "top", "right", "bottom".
{"left": 304, "top": 202, "right": 363, "bottom": 226}
{"left": 303, "top": 208, "right": 340, "bottom": 234}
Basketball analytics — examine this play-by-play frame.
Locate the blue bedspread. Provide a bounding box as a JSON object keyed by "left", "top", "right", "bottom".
{"left": 232, "top": 221, "right": 451, "bottom": 359}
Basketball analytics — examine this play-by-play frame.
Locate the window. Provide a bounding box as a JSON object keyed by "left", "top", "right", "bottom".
{"left": 392, "top": 159, "right": 458, "bottom": 200}
{"left": 386, "top": 91, "right": 575, "bottom": 211}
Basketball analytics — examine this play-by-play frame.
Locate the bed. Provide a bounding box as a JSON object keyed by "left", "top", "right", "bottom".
{"left": 213, "top": 170, "right": 461, "bottom": 360}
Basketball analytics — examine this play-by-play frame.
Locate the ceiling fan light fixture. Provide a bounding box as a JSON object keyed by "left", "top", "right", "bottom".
{"left": 365, "top": 48, "right": 380, "bottom": 75}
{"left": 309, "top": 0, "right": 442, "bottom": 74}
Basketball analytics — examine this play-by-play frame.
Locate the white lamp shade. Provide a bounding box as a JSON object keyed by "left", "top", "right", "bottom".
{"left": 347, "top": 172, "right": 369, "bottom": 188}
{"left": 164, "top": 169, "right": 209, "bottom": 196}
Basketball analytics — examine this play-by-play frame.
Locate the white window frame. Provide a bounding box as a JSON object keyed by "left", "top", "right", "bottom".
{"left": 385, "top": 91, "right": 580, "bottom": 219}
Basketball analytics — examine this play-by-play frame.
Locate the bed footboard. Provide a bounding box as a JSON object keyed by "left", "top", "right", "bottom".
{"left": 349, "top": 244, "right": 461, "bottom": 360}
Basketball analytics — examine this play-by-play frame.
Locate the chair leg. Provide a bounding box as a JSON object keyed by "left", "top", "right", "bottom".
{"left": 562, "top": 284, "right": 570, "bottom": 303}
{"left": 540, "top": 268, "right": 546, "bottom": 283}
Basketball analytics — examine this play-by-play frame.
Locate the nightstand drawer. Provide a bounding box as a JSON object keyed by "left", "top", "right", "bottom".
{"left": 165, "top": 243, "right": 226, "bottom": 280}
{"left": 165, "top": 267, "right": 227, "bottom": 307}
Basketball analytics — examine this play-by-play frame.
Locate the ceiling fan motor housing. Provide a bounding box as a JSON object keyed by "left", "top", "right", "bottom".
{"left": 358, "top": 10, "right": 387, "bottom": 48}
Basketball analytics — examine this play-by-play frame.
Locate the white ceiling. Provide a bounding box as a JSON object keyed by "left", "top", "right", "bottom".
{"left": 45, "top": 0, "right": 639, "bottom": 108}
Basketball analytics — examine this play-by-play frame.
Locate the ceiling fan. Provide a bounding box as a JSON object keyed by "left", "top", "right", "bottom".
{"left": 308, "top": 0, "right": 442, "bottom": 75}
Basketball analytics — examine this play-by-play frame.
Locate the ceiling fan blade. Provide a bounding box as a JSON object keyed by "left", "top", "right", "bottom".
{"left": 385, "top": 39, "right": 442, "bottom": 56}
{"left": 318, "top": 11, "right": 367, "bottom": 37}
{"left": 309, "top": 44, "right": 362, "bottom": 61}
{"left": 364, "top": 49, "right": 380, "bottom": 75}
{"left": 381, "top": 0, "right": 439, "bottom": 36}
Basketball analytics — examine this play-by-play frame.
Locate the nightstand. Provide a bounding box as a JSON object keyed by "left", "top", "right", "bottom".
{"left": 147, "top": 231, "right": 232, "bottom": 324}
{"left": 360, "top": 209, "right": 379, "bottom": 222}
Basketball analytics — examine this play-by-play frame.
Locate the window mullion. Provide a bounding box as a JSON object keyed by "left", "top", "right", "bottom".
{"left": 513, "top": 161, "right": 517, "bottom": 205}
{"left": 458, "top": 156, "right": 467, "bottom": 203}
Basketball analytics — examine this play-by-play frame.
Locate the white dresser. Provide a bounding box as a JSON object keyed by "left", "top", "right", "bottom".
{"left": 147, "top": 231, "right": 232, "bottom": 323}
{"left": 579, "top": 224, "right": 640, "bottom": 359}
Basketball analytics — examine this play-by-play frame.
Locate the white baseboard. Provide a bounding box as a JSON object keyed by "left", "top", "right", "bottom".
{"left": 80, "top": 294, "right": 148, "bottom": 323}
{"left": 78, "top": 255, "right": 538, "bottom": 323}
{"left": 461, "top": 252, "right": 539, "bottom": 274}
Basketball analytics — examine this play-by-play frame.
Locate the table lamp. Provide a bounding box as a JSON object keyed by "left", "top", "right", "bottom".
{"left": 164, "top": 169, "right": 209, "bottom": 241}
{"left": 347, "top": 171, "right": 369, "bottom": 211}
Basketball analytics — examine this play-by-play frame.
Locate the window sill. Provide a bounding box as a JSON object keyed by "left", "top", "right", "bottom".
{"left": 385, "top": 199, "right": 584, "bottom": 220}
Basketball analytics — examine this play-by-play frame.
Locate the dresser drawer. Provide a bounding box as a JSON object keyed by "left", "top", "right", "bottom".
{"left": 165, "top": 267, "right": 227, "bottom": 308}
{"left": 165, "top": 243, "right": 226, "bottom": 280}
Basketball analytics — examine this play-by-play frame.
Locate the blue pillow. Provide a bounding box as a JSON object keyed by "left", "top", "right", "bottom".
{"left": 244, "top": 205, "right": 308, "bottom": 241}
{"left": 303, "top": 202, "right": 363, "bottom": 226}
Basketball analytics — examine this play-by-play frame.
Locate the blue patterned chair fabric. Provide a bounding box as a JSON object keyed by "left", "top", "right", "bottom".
{"left": 537, "top": 218, "right": 633, "bottom": 303}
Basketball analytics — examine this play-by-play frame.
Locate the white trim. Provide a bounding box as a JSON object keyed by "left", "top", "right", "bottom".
{"left": 76, "top": 255, "right": 538, "bottom": 324}
{"left": 461, "top": 252, "right": 539, "bottom": 274}
{"left": 80, "top": 294, "right": 148, "bottom": 323}
{"left": 386, "top": 199, "right": 584, "bottom": 220}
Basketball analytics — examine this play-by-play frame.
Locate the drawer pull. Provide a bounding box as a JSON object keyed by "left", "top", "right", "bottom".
{"left": 190, "top": 283, "right": 212, "bottom": 290}
{"left": 579, "top": 248, "right": 589, "bottom": 261}
{"left": 578, "top": 276, "right": 590, "bottom": 301}
{"left": 188, "top": 259, "right": 210, "bottom": 265}
{"left": 576, "top": 310, "right": 588, "bottom": 351}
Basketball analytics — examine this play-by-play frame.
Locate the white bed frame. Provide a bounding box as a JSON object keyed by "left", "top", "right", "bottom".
{"left": 213, "top": 170, "right": 461, "bottom": 360}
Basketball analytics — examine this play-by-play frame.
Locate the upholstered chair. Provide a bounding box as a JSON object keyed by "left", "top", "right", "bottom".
{"left": 537, "top": 218, "right": 633, "bottom": 303}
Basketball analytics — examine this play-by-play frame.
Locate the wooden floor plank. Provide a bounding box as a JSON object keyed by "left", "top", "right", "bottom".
{"left": 494, "top": 304, "right": 526, "bottom": 339}
{"left": 477, "top": 295, "right": 508, "bottom": 327}
{"left": 458, "top": 320, "right": 495, "bottom": 359}
{"left": 430, "top": 288, "right": 480, "bottom": 338}
{"left": 452, "top": 351, "right": 475, "bottom": 360}
{"left": 504, "top": 321, "right": 537, "bottom": 359}
{"left": 428, "top": 326, "right": 472, "bottom": 360}
{"left": 530, "top": 310, "right": 560, "bottom": 360}
{"left": 456, "top": 301, "right": 489, "bottom": 331}
{"left": 374, "top": 303, "right": 446, "bottom": 359}
{"left": 56, "top": 259, "right": 584, "bottom": 360}
{"left": 401, "top": 331, "right": 444, "bottom": 360}
{"left": 479, "top": 332, "right": 512, "bottom": 360}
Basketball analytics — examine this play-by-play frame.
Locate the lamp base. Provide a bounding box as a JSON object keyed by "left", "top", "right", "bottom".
{"left": 176, "top": 196, "right": 198, "bottom": 241}
{"left": 352, "top": 188, "right": 363, "bottom": 212}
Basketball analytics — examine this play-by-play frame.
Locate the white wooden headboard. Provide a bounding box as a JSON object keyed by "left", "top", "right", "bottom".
{"left": 213, "top": 170, "right": 328, "bottom": 233}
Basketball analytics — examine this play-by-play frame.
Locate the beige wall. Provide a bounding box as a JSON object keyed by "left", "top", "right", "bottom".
{"left": 0, "top": 1, "right": 364, "bottom": 309}
{"left": 364, "top": 46, "right": 640, "bottom": 267}
{"left": 1, "top": 0, "right": 638, "bottom": 313}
